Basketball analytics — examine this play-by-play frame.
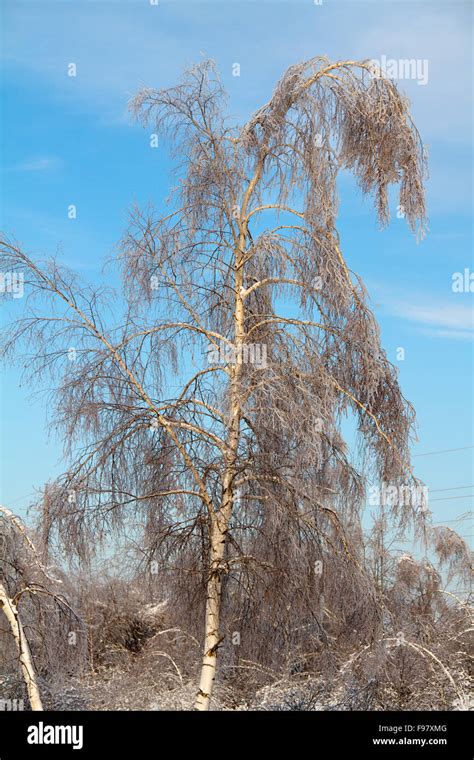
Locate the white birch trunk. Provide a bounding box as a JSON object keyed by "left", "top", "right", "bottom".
{"left": 194, "top": 520, "right": 227, "bottom": 710}
{"left": 0, "top": 581, "right": 44, "bottom": 710}
{"left": 194, "top": 167, "right": 262, "bottom": 711}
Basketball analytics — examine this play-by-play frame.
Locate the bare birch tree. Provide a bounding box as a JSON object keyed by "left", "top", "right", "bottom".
{"left": 1, "top": 57, "right": 428, "bottom": 710}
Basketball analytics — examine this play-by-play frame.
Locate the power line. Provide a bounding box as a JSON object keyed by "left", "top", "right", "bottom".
{"left": 429, "top": 485, "right": 474, "bottom": 493}
{"left": 430, "top": 494, "right": 474, "bottom": 502}
{"left": 2, "top": 491, "right": 37, "bottom": 506}
{"left": 432, "top": 514, "right": 472, "bottom": 524}
{"left": 413, "top": 445, "right": 474, "bottom": 457}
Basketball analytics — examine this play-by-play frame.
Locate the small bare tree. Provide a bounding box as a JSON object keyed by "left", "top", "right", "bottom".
{"left": 0, "top": 507, "right": 84, "bottom": 710}
{"left": 0, "top": 509, "right": 44, "bottom": 710}
{"left": 1, "top": 57, "right": 428, "bottom": 710}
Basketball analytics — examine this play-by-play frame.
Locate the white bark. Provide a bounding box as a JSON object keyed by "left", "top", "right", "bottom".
{"left": 194, "top": 521, "right": 226, "bottom": 710}
{"left": 0, "top": 581, "right": 44, "bottom": 710}
{"left": 195, "top": 212, "right": 251, "bottom": 710}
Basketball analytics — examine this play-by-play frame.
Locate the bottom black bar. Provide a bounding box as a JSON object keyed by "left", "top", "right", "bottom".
{"left": 0, "top": 710, "right": 470, "bottom": 757}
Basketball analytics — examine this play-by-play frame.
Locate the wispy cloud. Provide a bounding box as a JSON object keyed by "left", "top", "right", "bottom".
{"left": 419, "top": 328, "right": 474, "bottom": 341}
{"left": 9, "top": 156, "right": 63, "bottom": 173}
{"left": 368, "top": 278, "right": 474, "bottom": 340}
{"left": 389, "top": 299, "right": 473, "bottom": 340}
{"left": 396, "top": 303, "right": 473, "bottom": 331}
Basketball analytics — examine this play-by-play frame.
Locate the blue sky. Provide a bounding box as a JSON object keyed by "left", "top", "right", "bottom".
{"left": 0, "top": 0, "right": 472, "bottom": 543}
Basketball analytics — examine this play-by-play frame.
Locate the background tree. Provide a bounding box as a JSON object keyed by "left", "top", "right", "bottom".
{"left": 1, "top": 56, "right": 434, "bottom": 710}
